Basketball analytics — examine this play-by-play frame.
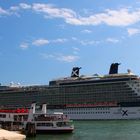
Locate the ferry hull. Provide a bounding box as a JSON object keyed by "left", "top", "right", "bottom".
{"left": 36, "top": 129, "right": 74, "bottom": 134}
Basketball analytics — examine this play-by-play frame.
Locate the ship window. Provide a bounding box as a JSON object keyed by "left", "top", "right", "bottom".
{"left": 0, "top": 114, "right": 6, "bottom": 118}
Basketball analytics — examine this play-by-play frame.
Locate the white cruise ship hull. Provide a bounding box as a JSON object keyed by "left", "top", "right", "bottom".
{"left": 48, "top": 107, "right": 140, "bottom": 120}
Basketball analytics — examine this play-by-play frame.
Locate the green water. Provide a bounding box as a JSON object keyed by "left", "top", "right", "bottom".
{"left": 27, "top": 120, "right": 140, "bottom": 140}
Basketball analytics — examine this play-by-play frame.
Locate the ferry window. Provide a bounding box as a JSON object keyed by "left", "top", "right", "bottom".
{"left": 0, "top": 114, "right": 6, "bottom": 118}
{"left": 37, "top": 123, "right": 53, "bottom": 126}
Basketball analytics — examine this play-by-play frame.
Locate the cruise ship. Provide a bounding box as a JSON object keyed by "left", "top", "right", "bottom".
{"left": 1, "top": 63, "right": 140, "bottom": 120}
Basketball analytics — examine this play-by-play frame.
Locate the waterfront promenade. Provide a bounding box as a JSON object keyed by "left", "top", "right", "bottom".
{"left": 0, "top": 129, "right": 26, "bottom": 140}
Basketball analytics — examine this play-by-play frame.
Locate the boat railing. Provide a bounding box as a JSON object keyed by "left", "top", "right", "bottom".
{"left": 34, "top": 114, "right": 70, "bottom": 122}
{"left": 56, "top": 122, "right": 73, "bottom": 127}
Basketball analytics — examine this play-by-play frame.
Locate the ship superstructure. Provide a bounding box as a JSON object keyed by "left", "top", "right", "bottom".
{"left": 1, "top": 63, "right": 140, "bottom": 120}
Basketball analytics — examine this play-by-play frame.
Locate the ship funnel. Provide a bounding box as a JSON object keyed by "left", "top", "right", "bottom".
{"left": 41, "top": 103, "right": 47, "bottom": 114}
{"left": 71, "top": 67, "right": 81, "bottom": 77}
{"left": 109, "top": 63, "right": 120, "bottom": 74}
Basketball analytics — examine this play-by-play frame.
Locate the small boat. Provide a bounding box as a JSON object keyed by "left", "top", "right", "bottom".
{"left": 24, "top": 102, "right": 74, "bottom": 133}
{"left": 0, "top": 103, "right": 74, "bottom": 134}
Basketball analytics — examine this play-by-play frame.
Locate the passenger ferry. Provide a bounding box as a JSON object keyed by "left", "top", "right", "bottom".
{"left": 25, "top": 102, "right": 74, "bottom": 133}
{"left": 1, "top": 63, "right": 140, "bottom": 120}
{"left": 0, "top": 103, "right": 74, "bottom": 133}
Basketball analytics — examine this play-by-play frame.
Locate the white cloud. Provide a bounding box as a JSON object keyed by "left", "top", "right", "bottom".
{"left": 40, "top": 53, "right": 55, "bottom": 59}
{"left": 73, "top": 47, "right": 80, "bottom": 51}
{"left": 2, "top": 3, "right": 140, "bottom": 27}
{"left": 41, "top": 53, "right": 79, "bottom": 62}
{"left": 31, "top": 4, "right": 140, "bottom": 26}
{"left": 106, "top": 38, "right": 119, "bottom": 43}
{"left": 0, "top": 7, "right": 9, "bottom": 15}
{"left": 51, "top": 38, "right": 68, "bottom": 43}
{"left": 101, "top": 9, "right": 140, "bottom": 26}
{"left": 71, "top": 37, "right": 120, "bottom": 45}
{"left": 127, "top": 28, "right": 140, "bottom": 36}
{"left": 56, "top": 54, "right": 79, "bottom": 62}
{"left": 0, "top": 3, "right": 31, "bottom": 17}
{"left": 10, "top": 6, "right": 20, "bottom": 11}
{"left": 71, "top": 37, "right": 101, "bottom": 46}
{"left": 73, "top": 47, "right": 80, "bottom": 54}
{"left": 20, "top": 37, "right": 68, "bottom": 49}
{"left": 65, "top": 18, "right": 83, "bottom": 25}
{"left": 32, "top": 38, "right": 68, "bottom": 46}
{"left": 80, "top": 40, "right": 99, "bottom": 46}
{"left": 71, "top": 37, "right": 78, "bottom": 41}
{"left": 32, "top": 3, "right": 76, "bottom": 19}
{"left": 20, "top": 43, "right": 29, "bottom": 50}
{"left": 19, "top": 3, "right": 31, "bottom": 9}
{"left": 82, "top": 29, "right": 92, "bottom": 33}
{"left": 9, "top": 6, "right": 21, "bottom": 17}
{"left": 32, "top": 39, "right": 49, "bottom": 46}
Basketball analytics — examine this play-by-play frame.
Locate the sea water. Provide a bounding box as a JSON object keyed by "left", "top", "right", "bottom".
{"left": 26, "top": 120, "right": 140, "bottom": 140}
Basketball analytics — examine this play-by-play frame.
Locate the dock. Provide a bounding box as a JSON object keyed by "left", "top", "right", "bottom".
{"left": 0, "top": 129, "right": 26, "bottom": 140}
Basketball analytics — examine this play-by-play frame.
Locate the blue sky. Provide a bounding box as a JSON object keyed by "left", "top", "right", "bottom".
{"left": 1, "top": 0, "right": 140, "bottom": 85}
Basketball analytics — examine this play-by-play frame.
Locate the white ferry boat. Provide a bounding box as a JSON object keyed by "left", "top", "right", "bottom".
{"left": 0, "top": 103, "right": 74, "bottom": 133}
{"left": 24, "top": 102, "right": 74, "bottom": 133}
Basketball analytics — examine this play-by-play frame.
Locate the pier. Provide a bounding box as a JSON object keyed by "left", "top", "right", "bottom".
{"left": 24, "top": 122, "right": 36, "bottom": 137}
{"left": 0, "top": 128, "right": 26, "bottom": 140}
